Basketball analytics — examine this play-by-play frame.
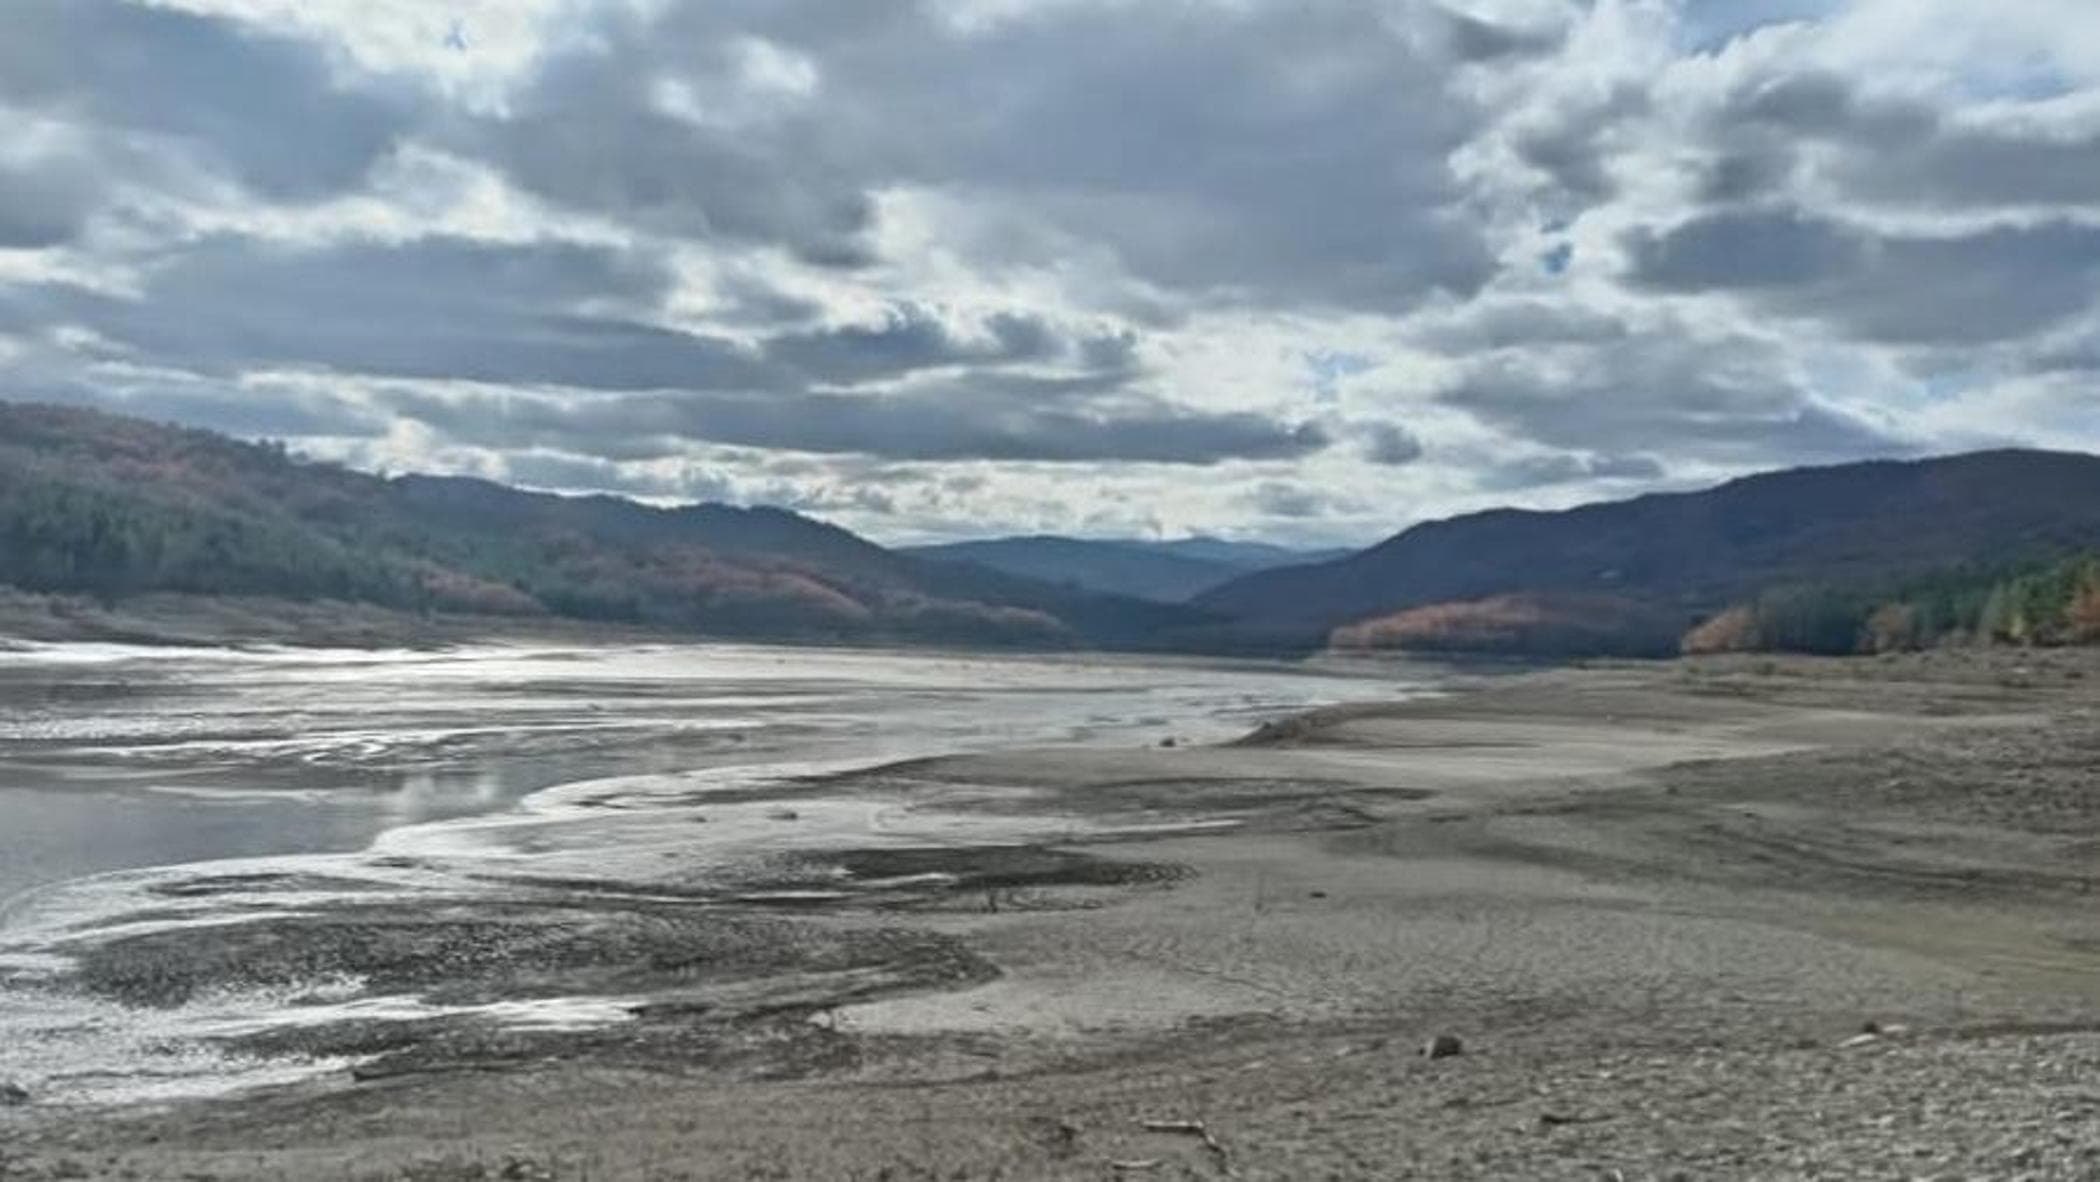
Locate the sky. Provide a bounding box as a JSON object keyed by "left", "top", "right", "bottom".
{"left": 1, "top": 0, "right": 2096, "bottom": 546}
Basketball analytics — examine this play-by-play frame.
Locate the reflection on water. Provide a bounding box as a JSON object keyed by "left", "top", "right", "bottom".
{"left": 0, "top": 641, "right": 1432, "bottom": 1104}
{"left": 0, "top": 641, "right": 1417, "bottom": 910}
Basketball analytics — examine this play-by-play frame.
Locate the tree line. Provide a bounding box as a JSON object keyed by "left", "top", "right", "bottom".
{"left": 0, "top": 425, "right": 1071, "bottom": 646}
{"left": 1684, "top": 551, "right": 2100, "bottom": 655}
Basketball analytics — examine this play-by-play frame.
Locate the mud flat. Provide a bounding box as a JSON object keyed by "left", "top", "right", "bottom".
{"left": 7, "top": 650, "right": 2100, "bottom": 1179}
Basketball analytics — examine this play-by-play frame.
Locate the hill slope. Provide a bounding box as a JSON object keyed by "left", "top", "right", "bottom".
{"left": 1197, "top": 450, "right": 2100, "bottom": 652}
{"left": 903, "top": 535, "right": 1340, "bottom": 602}
{"left": 0, "top": 401, "right": 1210, "bottom": 649}
{"left": 1138, "top": 538, "right": 1352, "bottom": 569}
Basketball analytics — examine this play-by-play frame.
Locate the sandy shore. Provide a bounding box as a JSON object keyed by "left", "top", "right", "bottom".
{"left": 6, "top": 649, "right": 2100, "bottom": 1179}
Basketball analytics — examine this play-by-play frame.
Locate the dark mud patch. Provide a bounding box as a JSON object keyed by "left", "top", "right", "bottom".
{"left": 56, "top": 895, "right": 1002, "bottom": 1088}
{"left": 147, "top": 871, "right": 393, "bottom": 899}
{"left": 473, "top": 844, "right": 1192, "bottom": 913}
{"left": 808, "top": 845, "right": 1190, "bottom": 912}
{"left": 335, "top": 1013, "right": 875, "bottom": 1085}
{"left": 47, "top": 842, "right": 1198, "bottom": 1087}
{"left": 225, "top": 995, "right": 890, "bottom": 1085}
{"left": 69, "top": 899, "right": 991, "bottom": 1010}
{"left": 829, "top": 845, "right": 1182, "bottom": 892}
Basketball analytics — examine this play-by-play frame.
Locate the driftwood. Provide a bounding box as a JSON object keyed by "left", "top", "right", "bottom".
{"left": 1138, "top": 1117, "right": 1234, "bottom": 1174}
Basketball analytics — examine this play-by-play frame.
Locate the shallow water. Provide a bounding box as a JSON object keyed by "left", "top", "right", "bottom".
{"left": 0, "top": 640, "right": 1428, "bottom": 1103}
{"left": 0, "top": 642, "right": 1414, "bottom": 910}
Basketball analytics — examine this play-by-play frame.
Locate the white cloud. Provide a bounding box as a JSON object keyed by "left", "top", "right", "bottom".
{"left": 0, "top": 0, "right": 2093, "bottom": 545}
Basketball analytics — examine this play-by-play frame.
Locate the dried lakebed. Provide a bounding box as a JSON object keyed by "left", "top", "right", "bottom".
{"left": 0, "top": 643, "right": 1413, "bottom": 1108}
{"left": 7, "top": 649, "right": 2100, "bottom": 1179}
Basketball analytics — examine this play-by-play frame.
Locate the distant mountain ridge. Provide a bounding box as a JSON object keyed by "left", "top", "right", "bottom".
{"left": 1139, "top": 538, "right": 1353, "bottom": 569}
{"left": 0, "top": 401, "right": 1212, "bottom": 649}
{"left": 14, "top": 400, "right": 2099, "bottom": 660}
{"left": 1197, "top": 449, "right": 2100, "bottom": 654}
{"left": 904, "top": 535, "right": 1348, "bottom": 602}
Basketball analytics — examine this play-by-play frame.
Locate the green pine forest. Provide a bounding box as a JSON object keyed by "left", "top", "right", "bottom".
{"left": 0, "top": 402, "right": 1202, "bottom": 649}
{"left": 1684, "top": 551, "right": 2100, "bottom": 656}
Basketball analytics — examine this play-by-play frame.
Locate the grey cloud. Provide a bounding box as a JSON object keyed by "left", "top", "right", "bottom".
{"left": 1723, "top": 71, "right": 1864, "bottom": 134}
{"left": 1717, "top": 69, "right": 2100, "bottom": 211}
{"left": 1360, "top": 422, "right": 1426, "bottom": 466}
{"left": 1810, "top": 222, "right": 2100, "bottom": 344}
{"left": 378, "top": 386, "right": 1328, "bottom": 466}
{"left": 708, "top": 274, "right": 826, "bottom": 329}
{"left": 1591, "top": 453, "right": 1668, "bottom": 479}
{"left": 1697, "top": 147, "right": 1795, "bottom": 203}
{"left": 445, "top": 0, "right": 932, "bottom": 264}
{"left": 1078, "top": 330, "right": 1141, "bottom": 374}
{"left": 7, "top": 0, "right": 2090, "bottom": 539}
{"left": 1478, "top": 450, "right": 1664, "bottom": 491}
{"left": 763, "top": 305, "right": 1063, "bottom": 385}
{"left": 1627, "top": 207, "right": 1865, "bottom": 290}
{"left": 19, "top": 234, "right": 787, "bottom": 391}
{"left": 115, "top": 386, "right": 386, "bottom": 442}
{"left": 1409, "top": 298, "right": 1629, "bottom": 353}
{"left": 0, "top": 0, "right": 413, "bottom": 204}
{"left": 0, "top": 151, "right": 98, "bottom": 248}
{"left": 1841, "top": 120, "right": 2100, "bottom": 210}
{"left": 40, "top": 233, "right": 1129, "bottom": 396}
{"left": 2030, "top": 324, "right": 2100, "bottom": 374}
{"left": 1249, "top": 481, "right": 1331, "bottom": 519}
{"left": 3, "top": 356, "right": 387, "bottom": 442}
{"left": 3, "top": 223, "right": 1202, "bottom": 469}
{"left": 1439, "top": 329, "right": 1914, "bottom": 465}
{"left": 468, "top": 79, "right": 874, "bottom": 267}
{"left": 882, "top": 367, "right": 1151, "bottom": 409}
{"left": 950, "top": 1, "right": 1500, "bottom": 309}
{"left": 1512, "top": 84, "right": 1648, "bottom": 204}
{"left": 457, "top": 0, "right": 1499, "bottom": 311}
{"left": 1442, "top": 9, "right": 1565, "bottom": 61}
{"left": 1629, "top": 210, "right": 2100, "bottom": 344}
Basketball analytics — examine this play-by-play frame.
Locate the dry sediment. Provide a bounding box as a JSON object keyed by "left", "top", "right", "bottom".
{"left": 6, "top": 650, "right": 2100, "bottom": 1179}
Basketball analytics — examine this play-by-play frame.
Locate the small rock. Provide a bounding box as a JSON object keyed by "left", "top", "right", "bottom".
{"left": 499, "top": 1156, "right": 554, "bottom": 1182}
{"left": 1422, "top": 1034, "right": 1465, "bottom": 1060}
{"left": 767, "top": 808, "right": 800, "bottom": 821}
{"left": 0, "top": 1081, "right": 28, "bottom": 1106}
{"left": 1048, "top": 1118, "right": 1082, "bottom": 1157}
{"left": 1159, "top": 736, "right": 1178, "bottom": 748}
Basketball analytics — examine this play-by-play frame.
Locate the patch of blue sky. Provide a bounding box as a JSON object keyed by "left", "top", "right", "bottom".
{"left": 1675, "top": 0, "right": 1839, "bottom": 52}
{"left": 1302, "top": 349, "right": 1376, "bottom": 403}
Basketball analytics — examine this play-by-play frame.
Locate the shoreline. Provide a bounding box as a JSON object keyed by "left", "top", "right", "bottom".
{"left": 5, "top": 649, "right": 2100, "bottom": 1177}
{"left": 0, "top": 640, "right": 1412, "bottom": 910}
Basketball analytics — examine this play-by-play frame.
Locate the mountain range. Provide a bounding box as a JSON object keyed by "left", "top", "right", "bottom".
{"left": 902, "top": 536, "right": 1344, "bottom": 602}
{"left": 0, "top": 401, "right": 1211, "bottom": 649}
{"left": 1196, "top": 448, "right": 2100, "bottom": 654}
{"left": 6, "top": 399, "right": 2100, "bottom": 658}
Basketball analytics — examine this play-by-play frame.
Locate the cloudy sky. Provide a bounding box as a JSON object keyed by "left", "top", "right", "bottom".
{"left": 2, "top": 0, "right": 2096, "bottom": 545}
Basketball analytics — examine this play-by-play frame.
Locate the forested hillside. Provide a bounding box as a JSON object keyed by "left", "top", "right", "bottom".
{"left": 0, "top": 401, "right": 1209, "bottom": 648}
{"left": 904, "top": 535, "right": 1338, "bottom": 602}
{"left": 1684, "top": 552, "right": 2100, "bottom": 656}
{"left": 1200, "top": 449, "right": 2100, "bottom": 655}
